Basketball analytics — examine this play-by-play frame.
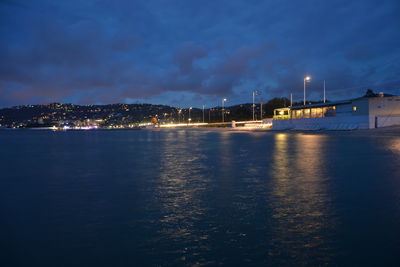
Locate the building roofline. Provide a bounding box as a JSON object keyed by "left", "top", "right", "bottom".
{"left": 290, "top": 100, "right": 352, "bottom": 110}
{"left": 276, "top": 92, "right": 399, "bottom": 111}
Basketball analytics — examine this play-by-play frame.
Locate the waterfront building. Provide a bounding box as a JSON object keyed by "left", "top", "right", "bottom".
{"left": 272, "top": 92, "right": 400, "bottom": 130}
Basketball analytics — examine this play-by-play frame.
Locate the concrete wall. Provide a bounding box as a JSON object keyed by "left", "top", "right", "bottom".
{"left": 376, "top": 116, "right": 400, "bottom": 128}
{"left": 336, "top": 103, "right": 353, "bottom": 116}
{"left": 272, "top": 96, "right": 400, "bottom": 130}
{"left": 369, "top": 96, "right": 400, "bottom": 116}
{"left": 262, "top": 118, "right": 273, "bottom": 124}
{"left": 272, "top": 115, "right": 370, "bottom": 130}
{"left": 368, "top": 97, "right": 400, "bottom": 128}
{"left": 352, "top": 98, "right": 370, "bottom": 116}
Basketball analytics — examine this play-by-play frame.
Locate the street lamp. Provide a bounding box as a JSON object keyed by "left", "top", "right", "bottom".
{"left": 188, "top": 107, "right": 192, "bottom": 124}
{"left": 222, "top": 98, "right": 227, "bottom": 122}
{"left": 202, "top": 104, "right": 205, "bottom": 123}
{"left": 304, "top": 76, "right": 311, "bottom": 105}
{"left": 178, "top": 109, "right": 182, "bottom": 123}
{"left": 252, "top": 90, "right": 259, "bottom": 121}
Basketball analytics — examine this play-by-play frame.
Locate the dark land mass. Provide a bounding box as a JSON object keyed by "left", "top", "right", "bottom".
{"left": 0, "top": 98, "right": 310, "bottom": 128}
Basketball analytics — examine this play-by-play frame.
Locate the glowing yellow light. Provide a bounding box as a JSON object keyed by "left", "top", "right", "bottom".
{"left": 305, "top": 76, "right": 311, "bottom": 81}
{"left": 353, "top": 106, "right": 357, "bottom": 111}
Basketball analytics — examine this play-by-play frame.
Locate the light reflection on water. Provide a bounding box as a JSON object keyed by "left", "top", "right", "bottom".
{"left": 1, "top": 130, "right": 400, "bottom": 266}
{"left": 388, "top": 138, "right": 400, "bottom": 155}
{"left": 268, "top": 134, "right": 335, "bottom": 264}
{"left": 385, "top": 137, "right": 400, "bottom": 200}
{"left": 155, "top": 130, "right": 213, "bottom": 265}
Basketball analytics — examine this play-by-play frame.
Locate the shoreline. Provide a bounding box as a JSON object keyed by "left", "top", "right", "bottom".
{"left": 1, "top": 125, "right": 400, "bottom": 136}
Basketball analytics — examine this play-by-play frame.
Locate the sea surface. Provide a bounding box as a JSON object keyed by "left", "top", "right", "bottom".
{"left": 1, "top": 129, "right": 400, "bottom": 266}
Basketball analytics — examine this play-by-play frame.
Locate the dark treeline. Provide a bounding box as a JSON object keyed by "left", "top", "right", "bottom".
{"left": 187, "top": 98, "right": 293, "bottom": 123}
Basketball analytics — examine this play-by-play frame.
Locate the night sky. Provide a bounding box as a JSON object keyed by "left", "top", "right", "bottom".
{"left": 1, "top": 0, "right": 399, "bottom": 108}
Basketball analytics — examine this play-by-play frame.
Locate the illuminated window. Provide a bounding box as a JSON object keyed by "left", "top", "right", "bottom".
{"left": 353, "top": 106, "right": 357, "bottom": 111}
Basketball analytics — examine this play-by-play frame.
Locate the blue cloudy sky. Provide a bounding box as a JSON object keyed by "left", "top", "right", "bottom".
{"left": 1, "top": 0, "right": 400, "bottom": 107}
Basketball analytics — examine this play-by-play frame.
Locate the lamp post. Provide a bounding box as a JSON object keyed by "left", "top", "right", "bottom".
{"left": 252, "top": 90, "right": 260, "bottom": 121}
{"left": 178, "top": 109, "right": 182, "bottom": 123}
{"left": 252, "top": 91, "right": 256, "bottom": 121}
{"left": 303, "top": 76, "right": 311, "bottom": 105}
{"left": 202, "top": 104, "right": 205, "bottom": 123}
{"left": 222, "top": 98, "right": 227, "bottom": 122}
{"left": 290, "top": 93, "right": 293, "bottom": 107}
{"left": 188, "top": 107, "right": 192, "bottom": 124}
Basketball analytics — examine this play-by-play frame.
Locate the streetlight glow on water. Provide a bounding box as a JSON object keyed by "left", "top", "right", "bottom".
{"left": 1, "top": 130, "right": 399, "bottom": 266}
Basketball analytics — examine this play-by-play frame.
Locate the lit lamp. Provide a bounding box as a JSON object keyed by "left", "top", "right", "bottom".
{"left": 304, "top": 76, "right": 311, "bottom": 105}
{"left": 222, "top": 98, "right": 227, "bottom": 122}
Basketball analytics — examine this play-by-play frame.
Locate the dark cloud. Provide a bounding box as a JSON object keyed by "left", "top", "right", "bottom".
{"left": 0, "top": 0, "right": 400, "bottom": 107}
{"left": 173, "top": 43, "right": 207, "bottom": 75}
{"left": 345, "top": 45, "right": 378, "bottom": 62}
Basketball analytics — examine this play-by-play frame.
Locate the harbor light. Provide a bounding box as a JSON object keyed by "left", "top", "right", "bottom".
{"left": 304, "top": 76, "right": 312, "bottom": 105}
{"left": 222, "top": 98, "right": 227, "bottom": 122}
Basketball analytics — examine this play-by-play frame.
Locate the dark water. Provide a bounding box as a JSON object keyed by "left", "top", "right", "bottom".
{"left": 1, "top": 129, "right": 400, "bottom": 266}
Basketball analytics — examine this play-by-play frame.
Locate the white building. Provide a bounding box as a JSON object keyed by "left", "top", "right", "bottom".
{"left": 272, "top": 92, "right": 400, "bottom": 130}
